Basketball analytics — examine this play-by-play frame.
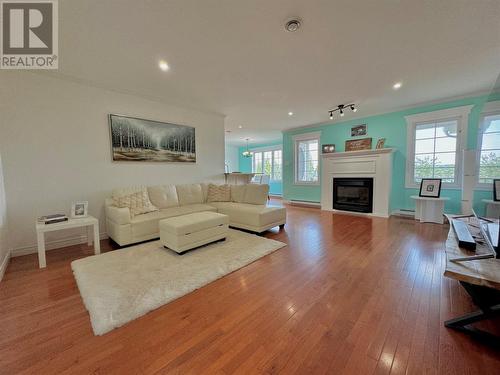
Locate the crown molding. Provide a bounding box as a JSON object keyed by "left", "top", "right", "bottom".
{"left": 283, "top": 89, "right": 496, "bottom": 134}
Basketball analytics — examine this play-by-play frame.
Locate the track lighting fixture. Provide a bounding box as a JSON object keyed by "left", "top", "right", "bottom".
{"left": 328, "top": 103, "right": 357, "bottom": 119}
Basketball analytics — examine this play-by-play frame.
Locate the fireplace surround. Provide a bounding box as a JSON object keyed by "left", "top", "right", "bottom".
{"left": 320, "top": 148, "right": 394, "bottom": 217}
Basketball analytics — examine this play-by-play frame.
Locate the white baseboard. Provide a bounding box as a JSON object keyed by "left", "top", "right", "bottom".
{"left": 11, "top": 232, "right": 108, "bottom": 257}
{"left": 0, "top": 250, "right": 11, "bottom": 282}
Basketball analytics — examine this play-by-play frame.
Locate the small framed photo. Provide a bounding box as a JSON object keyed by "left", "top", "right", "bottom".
{"left": 494, "top": 179, "right": 500, "bottom": 201}
{"left": 322, "top": 144, "right": 335, "bottom": 153}
{"left": 351, "top": 124, "right": 367, "bottom": 137}
{"left": 376, "top": 138, "right": 386, "bottom": 149}
{"left": 71, "top": 201, "right": 88, "bottom": 218}
{"left": 419, "top": 179, "right": 442, "bottom": 198}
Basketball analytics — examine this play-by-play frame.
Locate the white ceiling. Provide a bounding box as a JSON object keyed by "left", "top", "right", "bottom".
{"left": 46, "top": 0, "right": 500, "bottom": 146}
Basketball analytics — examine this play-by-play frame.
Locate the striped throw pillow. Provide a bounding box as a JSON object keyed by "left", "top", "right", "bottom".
{"left": 113, "top": 190, "right": 158, "bottom": 217}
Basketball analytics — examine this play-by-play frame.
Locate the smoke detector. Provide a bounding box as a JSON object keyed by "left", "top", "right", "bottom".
{"left": 285, "top": 19, "right": 301, "bottom": 32}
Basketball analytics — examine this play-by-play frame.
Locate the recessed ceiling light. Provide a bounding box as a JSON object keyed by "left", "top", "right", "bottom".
{"left": 159, "top": 60, "right": 169, "bottom": 71}
{"left": 285, "top": 19, "right": 301, "bottom": 32}
{"left": 288, "top": 112, "right": 294, "bottom": 116}
{"left": 393, "top": 82, "right": 402, "bottom": 90}
{"left": 238, "top": 125, "right": 243, "bottom": 129}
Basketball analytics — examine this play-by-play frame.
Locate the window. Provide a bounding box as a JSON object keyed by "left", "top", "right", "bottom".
{"left": 294, "top": 132, "right": 320, "bottom": 184}
{"left": 413, "top": 120, "right": 458, "bottom": 184}
{"left": 405, "top": 106, "right": 472, "bottom": 188}
{"left": 251, "top": 146, "right": 282, "bottom": 181}
{"left": 253, "top": 152, "right": 262, "bottom": 173}
{"left": 477, "top": 110, "right": 500, "bottom": 186}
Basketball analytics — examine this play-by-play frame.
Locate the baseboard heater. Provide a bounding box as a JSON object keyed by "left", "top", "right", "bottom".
{"left": 289, "top": 199, "right": 321, "bottom": 207}
{"left": 392, "top": 209, "right": 415, "bottom": 218}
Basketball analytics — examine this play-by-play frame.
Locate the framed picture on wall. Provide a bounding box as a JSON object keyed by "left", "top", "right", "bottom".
{"left": 109, "top": 114, "right": 196, "bottom": 163}
{"left": 494, "top": 179, "right": 500, "bottom": 201}
{"left": 351, "top": 124, "right": 367, "bottom": 137}
{"left": 419, "top": 179, "right": 442, "bottom": 198}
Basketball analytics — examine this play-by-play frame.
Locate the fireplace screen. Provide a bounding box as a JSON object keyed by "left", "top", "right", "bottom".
{"left": 333, "top": 178, "right": 373, "bottom": 213}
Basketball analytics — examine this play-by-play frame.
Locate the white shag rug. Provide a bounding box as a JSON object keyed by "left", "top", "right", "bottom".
{"left": 71, "top": 229, "right": 286, "bottom": 335}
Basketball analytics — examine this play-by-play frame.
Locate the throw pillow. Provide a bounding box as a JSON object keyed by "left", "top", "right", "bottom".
{"left": 207, "top": 184, "right": 231, "bottom": 202}
{"left": 113, "top": 190, "right": 158, "bottom": 217}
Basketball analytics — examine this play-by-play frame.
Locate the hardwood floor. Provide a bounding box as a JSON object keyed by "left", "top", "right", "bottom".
{"left": 1, "top": 202, "right": 499, "bottom": 374}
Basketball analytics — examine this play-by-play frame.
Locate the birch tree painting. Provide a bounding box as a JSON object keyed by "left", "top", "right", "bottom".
{"left": 109, "top": 115, "right": 196, "bottom": 162}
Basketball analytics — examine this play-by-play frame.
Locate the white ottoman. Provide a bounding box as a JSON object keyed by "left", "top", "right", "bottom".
{"left": 159, "top": 211, "right": 229, "bottom": 254}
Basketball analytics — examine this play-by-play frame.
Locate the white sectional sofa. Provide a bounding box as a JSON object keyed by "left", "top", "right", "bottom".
{"left": 105, "top": 183, "right": 286, "bottom": 246}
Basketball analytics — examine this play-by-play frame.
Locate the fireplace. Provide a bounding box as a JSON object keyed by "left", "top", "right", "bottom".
{"left": 332, "top": 178, "right": 373, "bottom": 213}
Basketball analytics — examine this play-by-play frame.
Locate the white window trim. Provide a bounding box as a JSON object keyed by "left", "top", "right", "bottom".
{"left": 293, "top": 131, "right": 321, "bottom": 186}
{"left": 475, "top": 100, "right": 500, "bottom": 190}
{"left": 404, "top": 105, "right": 472, "bottom": 189}
{"left": 250, "top": 145, "right": 282, "bottom": 182}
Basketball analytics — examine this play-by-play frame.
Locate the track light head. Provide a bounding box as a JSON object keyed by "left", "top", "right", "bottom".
{"left": 350, "top": 105, "right": 357, "bottom": 112}
{"left": 340, "top": 109, "right": 344, "bottom": 117}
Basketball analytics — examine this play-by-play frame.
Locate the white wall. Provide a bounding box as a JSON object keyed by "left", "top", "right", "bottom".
{"left": 0, "top": 72, "right": 226, "bottom": 255}
{"left": 224, "top": 144, "right": 240, "bottom": 172}
{"left": 0, "top": 152, "right": 9, "bottom": 280}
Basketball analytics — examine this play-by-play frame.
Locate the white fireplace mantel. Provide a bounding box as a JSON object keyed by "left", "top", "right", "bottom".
{"left": 322, "top": 148, "right": 394, "bottom": 159}
{"left": 321, "top": 148, "right": 394, "bottom": 217}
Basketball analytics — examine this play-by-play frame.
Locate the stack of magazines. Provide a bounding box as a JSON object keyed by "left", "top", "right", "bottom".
{"left": 37, "top": 214, "right": 68, "bottom": 225}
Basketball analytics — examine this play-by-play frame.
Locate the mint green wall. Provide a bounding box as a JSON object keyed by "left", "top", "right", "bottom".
{"left": 283, "top": 94, "right": 500, "bottom": 214}
{"left": 238, "top": 140, "right": 283, "bottom": 196}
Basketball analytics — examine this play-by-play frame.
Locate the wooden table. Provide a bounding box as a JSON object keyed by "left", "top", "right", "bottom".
{"left": 411, "top": 195, "right": 449, "bottom": 224}
{"left": 36, "top": 216, "right": 100, "bottom": 268}
{"left": 443, "top": 214, "right": 500, "bottom": 344}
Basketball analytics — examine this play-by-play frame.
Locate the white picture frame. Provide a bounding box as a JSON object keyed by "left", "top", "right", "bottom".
{"left": 71, "top": 201, "right": 88, "bottom": 218}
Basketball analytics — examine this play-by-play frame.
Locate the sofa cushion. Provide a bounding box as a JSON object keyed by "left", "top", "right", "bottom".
{"left": 210, "top": 202, "right": 285, "bottom": 227}
{"left": 176, "top": 184, "right": 204, "bottom": 206}
{"left": 147, "top": 185, "right": 179, "bottom": 209}
{"left": 230, "top": 184, "right": 247, "bottom": 203}
{"left": 243, "top": 184, "right": 269, "bottom": 205}
{"left": 130, "top": 204, "right": 217, "bottom": 238}
{"left": 160, "top": 211, "right": 228, "bottom": 235}
{"left": 207, "top": 183, "right": 231, "bottom": 202}
{"left": 200, "top": 183, "right": 209, "bottom": 203}
{"left": 113, "top": 190, "right": 158, "bottom": 217}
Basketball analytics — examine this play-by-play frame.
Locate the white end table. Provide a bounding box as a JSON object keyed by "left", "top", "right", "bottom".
{"left": 36, "top": 216, "right": 100, "bottom": 268}
{"left": 410, "top": 196, "right": 450, "bottom": 224}
{"left": 482, "top": 199, "right": 500, "bottom": 219}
